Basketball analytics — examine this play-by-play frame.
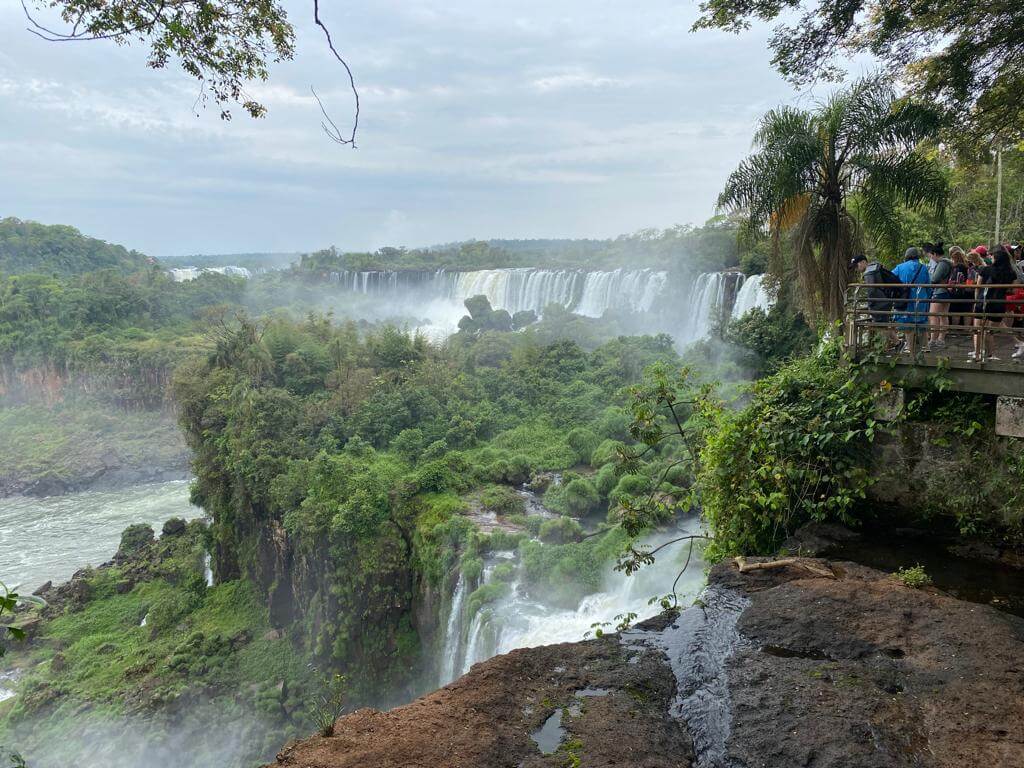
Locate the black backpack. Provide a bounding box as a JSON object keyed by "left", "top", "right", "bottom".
{"left": 874, "top": 265, "right": 909, "bottom": 306}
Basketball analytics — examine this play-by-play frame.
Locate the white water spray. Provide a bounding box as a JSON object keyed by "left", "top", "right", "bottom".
{"left": 730, "top": 274, "right": 773, "bottom": 319}
{"left": 437, "top": 520, "right": 706, "bottom": 685}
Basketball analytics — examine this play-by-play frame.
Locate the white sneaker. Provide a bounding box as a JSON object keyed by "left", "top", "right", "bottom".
{"left": 1012, "top": 345, "right": 1024, "bottom": 360}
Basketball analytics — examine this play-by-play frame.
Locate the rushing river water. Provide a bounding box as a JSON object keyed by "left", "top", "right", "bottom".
{"left": 0, "top": 480, "right": 202, "bottom": 592}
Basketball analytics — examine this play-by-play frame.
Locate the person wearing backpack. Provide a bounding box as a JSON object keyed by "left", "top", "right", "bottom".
{"left": 851, "top": 254, "right": 900, "bottom": 347}
{"left": 924, "top": 242, "right": 952, "bottom": 350}
{"left": 893, "top": 247, "right": 930, "bottom": 354}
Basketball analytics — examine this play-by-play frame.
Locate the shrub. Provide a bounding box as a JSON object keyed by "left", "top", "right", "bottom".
{"left": 594, "top": 407, "right": 631, "bottom": 441}
{"left": 538, "top": 516, "right": 583, "bottom": 544}
{"left": 117, "top": 524, "right": 155, "bottom": 559}
{"left": 699, "top": 340, "right": 876, "bottom": 560}
{"left": 480, "top": 485, "right": 525, "bottom": 516}
{"left": 591, "top": 439, "right": 625, "bottom": 468}
{"left": 566, "top": 428, "right": 601, "bottom": 465}
{"left": 467, "top": 582, "right": 510, "bottom": 617}
{"left": 563, "top": 478, "right": 600, "bottom": 516}
{"left": 525, "top": 515, "right": 546, "bottom": 537}
{"left": 894, "top": 565, "right": 932, "bottom": 588}
{"left": 608, "top": 474, "right": 652, "bottom": 507}
{"left": 594, "top": 463, "right": 618, "bottom": 497}
{"left": 392, "top": 428, "right": 426, "bottom": 461}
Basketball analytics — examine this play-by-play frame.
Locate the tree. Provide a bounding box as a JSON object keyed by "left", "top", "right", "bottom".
{"left": 23, "top": 0, "right": 358, "bottom": 143}
{"left": 694, "top": 0, "right": 1024, "bottom": 141}
{"left": 717, "top": 77, "right": 946, "bottom": 322}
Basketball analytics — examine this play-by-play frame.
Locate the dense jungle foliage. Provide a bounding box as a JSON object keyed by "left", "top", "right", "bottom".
{"left": 0, "top": 218, "right": 149, "bottom": 277}
{"left": 171, "top": 310, "right": 703, "bottom": 696}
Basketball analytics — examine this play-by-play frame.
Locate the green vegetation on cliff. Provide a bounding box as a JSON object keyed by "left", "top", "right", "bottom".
{"left": 172, "top": 312, "right": 690, "bottom": 698}
{"left": 0, "top": 218, "right": 150, "bottom": 277}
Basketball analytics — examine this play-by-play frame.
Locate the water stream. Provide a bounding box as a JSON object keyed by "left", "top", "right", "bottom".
{"left": 0, "top": 480, "right": 203, "bottom": 592}
{"left": 437, "top": 516, "right": 708, "bottom": 687}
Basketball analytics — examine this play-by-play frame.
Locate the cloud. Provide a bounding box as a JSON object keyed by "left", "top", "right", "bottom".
{"left": 530, "top": 69, "right": 628, "bottom": 92}
{"left": 0, "top": 0, "right": 821, "bottom": 255}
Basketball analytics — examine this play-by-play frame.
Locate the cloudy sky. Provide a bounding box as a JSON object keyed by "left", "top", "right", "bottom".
{"left": 1, "top": 1, "right": 826, "bottom": 256}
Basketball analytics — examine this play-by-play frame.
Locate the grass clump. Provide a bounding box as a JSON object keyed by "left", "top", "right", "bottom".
{"left": 893, "top": 564, "right": 932, "bottom": 589}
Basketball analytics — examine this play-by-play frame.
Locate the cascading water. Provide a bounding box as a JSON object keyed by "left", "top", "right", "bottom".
{"left": 203, "top": 552, "right": 215, "bottom": 587}
{"left": 326, "top": 267, "right": 668, "bottom": 318}
{"left": 437, "top": 519, "right": 706, "bottom": 686}
{"left": 321, "top": 266, "right": 766, "bottom": 348}
{"left": 675, "top": 272, "right": 728, "bottom": 346}
{"left": 169, "top": 266, "right": 251, "bottom": 282}
{"left": 439, "top": 572, "right": 469, "bottom": 684}
{"left": 730, "top": 274, "right": 773, "bottom": 319}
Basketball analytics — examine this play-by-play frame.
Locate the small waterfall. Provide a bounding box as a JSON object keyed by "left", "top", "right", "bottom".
{"left": 439, "top": 523, "right": 707, "bottom": 682}
{"left": 439, "top": 572, "right": 469, "bottom": 684}
{"left": 203, "top": 552, "right": 214, "bottom": 587}
{"left": 676, "top": 272, "right": 728, "bottom": 345}
{"left": 169, "top": 266, "right": 251, "bottom": 282}
{"left": 730, "top": 274, "right": 773, "bottom": 319}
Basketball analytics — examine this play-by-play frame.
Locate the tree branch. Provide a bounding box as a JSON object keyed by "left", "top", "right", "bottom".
{"left": 312, "top": 0, "right": 360, "bottom": 148}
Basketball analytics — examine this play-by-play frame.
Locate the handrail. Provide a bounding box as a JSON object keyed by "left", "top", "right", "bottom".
{"left": 843, "top": 279, "right": 1024, "bottom": 371}
{"left": 847, "top": 283, "right": 1024, "bottom": 289}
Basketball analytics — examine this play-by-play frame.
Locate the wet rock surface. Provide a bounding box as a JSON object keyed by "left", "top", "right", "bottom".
{"left": 271, "top": 635, "right": 692, "bottom": 768}
{"left": 269, "top": 558, "right": 1024, "bottom": 768}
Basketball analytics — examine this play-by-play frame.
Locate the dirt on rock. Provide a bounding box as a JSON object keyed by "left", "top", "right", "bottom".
{"left": 269, "top": 558, "right": 1024, "bottom": 768}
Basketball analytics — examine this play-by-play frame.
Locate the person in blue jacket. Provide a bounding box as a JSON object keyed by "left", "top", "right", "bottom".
{"left": 892, "top": 246, "right": 931, "bottom": 353}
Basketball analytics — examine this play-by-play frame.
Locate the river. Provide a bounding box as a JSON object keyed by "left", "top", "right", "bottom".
{"left": 0, "top": 480, "right": 202, "bottom": 593}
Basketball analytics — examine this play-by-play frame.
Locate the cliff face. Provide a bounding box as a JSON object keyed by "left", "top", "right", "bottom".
{"left": 269, "top": 558, "right": 1024, "bottom": 768}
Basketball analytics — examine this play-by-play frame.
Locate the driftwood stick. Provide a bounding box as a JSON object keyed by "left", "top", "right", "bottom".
{"left": 733, "top": 556, "right": 835, "bottom": 579}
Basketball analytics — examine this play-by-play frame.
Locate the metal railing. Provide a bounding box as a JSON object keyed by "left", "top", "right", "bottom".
{"left": 844, "top": 283, "right": 1024, "bottom": 369}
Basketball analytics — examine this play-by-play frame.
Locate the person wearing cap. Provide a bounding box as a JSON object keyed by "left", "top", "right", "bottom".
{"left": 850, "top": 254, "right": 900, "bottom": 346}
{"left": 892, "top": 246, "right": 930, "bottom": 354}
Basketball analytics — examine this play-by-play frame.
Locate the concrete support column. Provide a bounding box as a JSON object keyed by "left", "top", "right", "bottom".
{"left": 996, "top": 396, "right": 1024, "bottom": 438}
{"left": 873, "top": 385, "right": 905, "bottom": 422}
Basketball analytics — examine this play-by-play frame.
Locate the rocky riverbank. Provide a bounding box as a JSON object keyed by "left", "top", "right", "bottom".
{"left": 269, "top": 557, "right": 1024, "bottom": 768}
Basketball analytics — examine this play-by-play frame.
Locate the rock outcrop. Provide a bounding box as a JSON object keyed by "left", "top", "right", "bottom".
{"left": 268, "top": 558, "right": 1024, "bottom": 768}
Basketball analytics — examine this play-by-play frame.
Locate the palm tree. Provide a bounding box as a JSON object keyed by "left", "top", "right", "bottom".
{"left": 718, "top": 76, "right": 947, "bottom": 322}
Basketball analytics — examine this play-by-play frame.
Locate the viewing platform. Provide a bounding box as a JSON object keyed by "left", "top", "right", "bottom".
{"left": 844, "top": 283, "right": 1024, "bottom": 435}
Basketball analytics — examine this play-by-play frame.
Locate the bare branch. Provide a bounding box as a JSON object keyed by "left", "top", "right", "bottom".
{"left": 312, "top": 0, "right": 360, "bottom": 148}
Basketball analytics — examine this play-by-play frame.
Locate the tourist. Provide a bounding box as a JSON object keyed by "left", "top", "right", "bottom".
{"left": 970, "top": 246, "right": 1019, "bottom": 362}
{"left": 893, "top": 247, "right": 930, "bottom": 354}
{"left": 850, "top": 254, "right": 900, "bottom": 346}
{"left": 924, "top": 242, "right": 952, "bottom": 349}
{"left": 947, "top": 246, "right": 971, "bottom": 327}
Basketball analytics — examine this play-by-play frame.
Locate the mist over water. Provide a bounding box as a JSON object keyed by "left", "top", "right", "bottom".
{"left": 0, "top": 480, "right": 202, "bottom": 591}
{"left": 439, "top": 518, "right": 708, "bottom": 687}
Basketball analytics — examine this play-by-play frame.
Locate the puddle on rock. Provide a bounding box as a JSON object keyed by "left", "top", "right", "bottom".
{"left": 531, "top": 709, "right": 564, "bottom": 755}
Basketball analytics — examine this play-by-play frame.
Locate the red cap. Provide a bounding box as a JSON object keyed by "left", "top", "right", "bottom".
{"left": 970, "top": 245, "right": 988, "bottom": 257}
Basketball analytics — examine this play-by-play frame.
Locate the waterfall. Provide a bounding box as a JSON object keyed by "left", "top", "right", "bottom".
{"left": 320, "top": 266, "right": 752, "bottom": 347}
{"left": 730, "top": 274, "right": 773, "bottom": 319}
{"left": 439, "top": 572, "right": 469, "bottom": 684}
{"left": 675, "top": 272, "right": 728, "bottom": 345}
{"left": 325, "top": 267, "right": 668, "bottom": 318}
{"left": 170, "top": 266, "right": 251, "bottom": 282}
{"left": 440, "top": 522, "right": 707, "bottom": 682}
{"left": 203, "top": 552, "right": 214, "bottom": 587}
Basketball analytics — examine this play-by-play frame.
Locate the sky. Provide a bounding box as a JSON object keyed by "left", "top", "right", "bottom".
{"left": 1, "top": 1, "right": 822, "bottom": 257}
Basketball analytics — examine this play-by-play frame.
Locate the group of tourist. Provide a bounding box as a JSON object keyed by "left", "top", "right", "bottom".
{"left": 851, "top": 242, "right": 1024, "bottom": 361}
